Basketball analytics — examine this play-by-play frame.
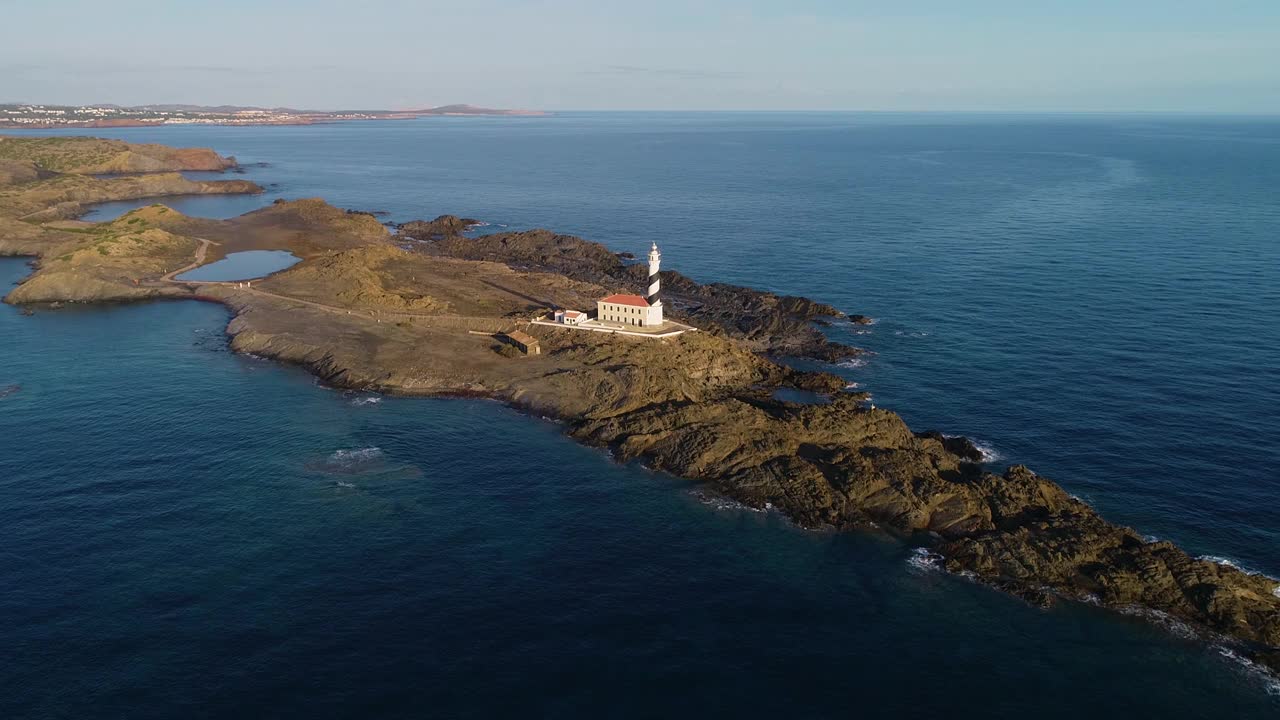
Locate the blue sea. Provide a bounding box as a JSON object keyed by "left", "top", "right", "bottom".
{"left": 3, "top": 113, "right": 1279, "bottom": 717}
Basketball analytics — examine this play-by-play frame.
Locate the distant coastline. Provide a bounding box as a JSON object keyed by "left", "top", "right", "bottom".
{"left": 0, "top": 103, "right": 549, "bottom": 130}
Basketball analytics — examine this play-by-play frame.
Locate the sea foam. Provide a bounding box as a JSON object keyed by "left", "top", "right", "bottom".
{"left": 906, "top": 547, "right": 944, "bottom": 573}
{"left": 1215, "top": 646, "right": 1280, "bottom": 697}
{"left": 689, "top": 489, "right": 766, "bottom": 514}
{"left": 942, "top": 433, "right": 1002, "bottom": 462}
{"left": 1196, "top": 554, "right": 1268, "bottom": 577}
{"left": 309, "top": 447, "right": 386, "bottom": 475}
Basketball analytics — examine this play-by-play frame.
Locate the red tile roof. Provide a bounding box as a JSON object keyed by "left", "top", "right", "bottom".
{"left": 600, "top": 293, "right": 650, "bottom": 307}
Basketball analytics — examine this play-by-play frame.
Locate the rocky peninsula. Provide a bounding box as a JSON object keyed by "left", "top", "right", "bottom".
{"left": 3, "top": 136, "right": 1278, "bottom": 676}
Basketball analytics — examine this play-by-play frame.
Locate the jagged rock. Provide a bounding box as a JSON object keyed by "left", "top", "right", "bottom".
{"left": 916, "top": 430, "right": 984, "bottom": 462}
{"left": 398, "top": 214, "right": 481, "bottom": 240}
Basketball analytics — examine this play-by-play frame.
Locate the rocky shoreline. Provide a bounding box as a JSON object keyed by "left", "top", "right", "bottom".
{"left": 3, "top": 136, "right": 1278, "bottom": 677}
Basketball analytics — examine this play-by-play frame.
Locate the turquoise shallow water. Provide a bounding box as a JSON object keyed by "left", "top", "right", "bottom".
{"left": 2, "top": 114, "right": 1279, "bottom": 717}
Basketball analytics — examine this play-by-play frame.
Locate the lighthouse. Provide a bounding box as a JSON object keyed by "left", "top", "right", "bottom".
{"left": 647, "top": 242, "right": 662, "bottom": 306}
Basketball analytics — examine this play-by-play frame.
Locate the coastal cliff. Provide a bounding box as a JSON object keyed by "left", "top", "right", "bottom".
{"left": 3, "top": 136, "right": 1278, "bottom": 676}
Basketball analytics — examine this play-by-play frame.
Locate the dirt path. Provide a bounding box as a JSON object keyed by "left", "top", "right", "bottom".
{"left": 160, "top": 237, "right": 219, "bottom": 282}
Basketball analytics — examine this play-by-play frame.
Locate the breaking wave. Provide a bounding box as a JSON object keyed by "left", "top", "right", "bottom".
{"left": 1215, "top": 646, "right": 1280, "bottom": 697}
{"left": 308, "top": 447, "right": 386, "bottom": 475}
{"left": 350, "top": 395, "right": 382, "bottom": 406}
{"left": 906, "top": 547, "right": 944, "bottom": 573}
{"left": 837, "top": 357, "right": 868, "bottom": 369}
{"left": 969, "top": 438, "right": 1001, "bottom": 462}
{"left": 942, "top": 433, "right": 1002, "bottom": 462}
{"left": 1117, "top": 605, "right": 1200, "bottom": 640}
{"left": 689, "top": 489, "right": 767, "bottom": 513}
{"left": 1197, "top": 555, "right": 1270, "bottom": 578}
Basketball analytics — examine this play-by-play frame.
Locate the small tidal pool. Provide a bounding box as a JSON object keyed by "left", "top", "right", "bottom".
{"left": 176, "top": 250, "right": 300, "bottom": 282}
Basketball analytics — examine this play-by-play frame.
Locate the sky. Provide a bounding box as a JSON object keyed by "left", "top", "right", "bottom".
{"left": 1, "top": 0, "right": 1278, "bottom": 112}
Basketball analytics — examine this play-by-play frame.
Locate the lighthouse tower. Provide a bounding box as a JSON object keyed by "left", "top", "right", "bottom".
{"left": 647, "top": 242, "right": 662, "bottom": 305}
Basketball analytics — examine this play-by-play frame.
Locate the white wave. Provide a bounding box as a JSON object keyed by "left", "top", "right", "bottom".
{"left": 350, "top": 396, "right": 382, "bottom": 406}
{"left": 335, "top": 481, "right": 356, "bottom": 489}
{"left": 310, "top": 447, "right": 386, "bottom": 475}
{"left": 1117, "top": 605, "right": 1200, "bottom": 640}
{"left": 969, "top": 438, "right": 1001, "bottom": 462}
{"left": 1274, "top": 585, "right": 1280, "bottom": 600}
{"left": 1197, "top": 554, "right": 1268, "bottom": 577}
{"left": 906, "top": 547, "right": 944, "bottom": 573}
{"left": 892, "top": 330, "right": 930, "bottom": 338}
{"left": 331, "top": 447, "right": 382, "bottom": 462}
{"left": 1215, "top": 646, "right": 1280, "bottom": 697}
{"left": 941, "top": 433, "right": 1001, "bottom": 462}
{"left": 844, "top": 382, "right": 860, "bottom": 390}
{"left": 836, "top": 357, "right": 868, "bottom": 369}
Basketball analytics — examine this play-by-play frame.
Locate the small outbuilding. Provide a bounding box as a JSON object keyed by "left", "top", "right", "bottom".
{"left": 554, "top": 309, "right": 588, "bottom": 325}
{"left": 502, "top": 330, "right": 541, "bottom": 355}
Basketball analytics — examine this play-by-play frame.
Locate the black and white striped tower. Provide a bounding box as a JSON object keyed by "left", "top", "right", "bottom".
{"left": 647, "top": 242, "right": 662, "bottom": 306}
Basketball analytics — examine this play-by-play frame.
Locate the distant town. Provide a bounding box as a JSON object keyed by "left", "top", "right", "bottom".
{"left": 0, "top": 103, "right": 548, "bottom": 129}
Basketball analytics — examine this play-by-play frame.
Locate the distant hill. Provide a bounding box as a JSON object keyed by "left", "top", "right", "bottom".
{"left": 411, "top": 104, "right": 548, "bottom": 116}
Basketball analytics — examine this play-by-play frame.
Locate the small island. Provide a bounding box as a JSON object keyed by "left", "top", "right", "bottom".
{"left": 3, "top": 134, "right": 1278, "bottom": 676}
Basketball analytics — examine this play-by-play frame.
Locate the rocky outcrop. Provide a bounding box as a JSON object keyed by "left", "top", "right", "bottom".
{"left": 915, "top": 430, "right": 985, "bottom": 462}
{"left": 571, "top": 398, "right": 1280, "bottom": 668}
{"left": 398, "top": 214, "right": 481, "bottom": 240}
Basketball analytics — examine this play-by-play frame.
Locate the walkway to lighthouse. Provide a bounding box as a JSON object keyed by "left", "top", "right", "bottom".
{"left": 529, "top": 316, "right": 695, "bottom": 339}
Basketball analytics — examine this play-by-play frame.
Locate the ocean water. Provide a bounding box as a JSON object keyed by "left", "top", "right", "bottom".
{"left": 3, "top": 113, "right": 1279, "bottom": 717}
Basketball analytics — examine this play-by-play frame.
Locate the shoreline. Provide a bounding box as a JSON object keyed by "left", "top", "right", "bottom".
{"left": 3, "top": 134, "right": 1279, "bottom": 680}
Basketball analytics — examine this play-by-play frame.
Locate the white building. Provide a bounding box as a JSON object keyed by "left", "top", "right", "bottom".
{"left": 597, "top": 294, "right": 663, "bottom": 327}
{"left": 553, "top": 309, "right": 588, "bottom": 325}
